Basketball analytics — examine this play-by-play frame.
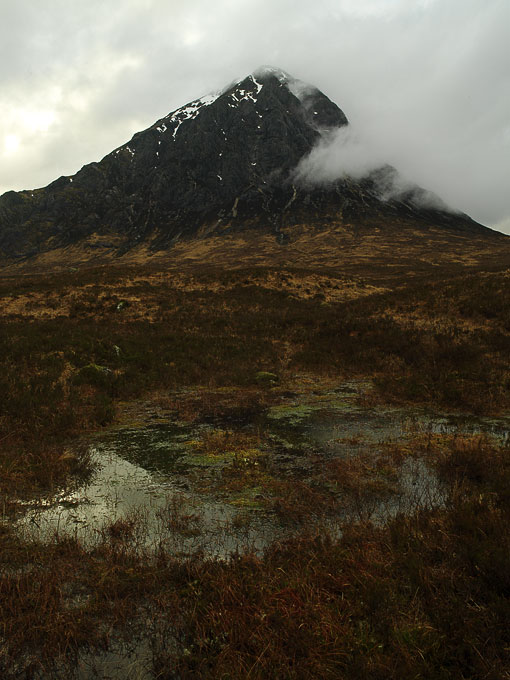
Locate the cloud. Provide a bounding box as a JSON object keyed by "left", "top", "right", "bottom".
{"left": 492, "top": 217, "right": 510, "bottom": 236}
{"left": 293, "top": 126, "right": 457, "bottom": 215}
{"left": 293, "top": 127, "right": 383, "bottom": 184}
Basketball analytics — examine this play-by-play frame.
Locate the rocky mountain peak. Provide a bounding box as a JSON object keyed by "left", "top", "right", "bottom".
{"left": 248, "top": 66, "right": 348, "bottom": 130}
{"left": 0, "top": 67, "right": 490, "bottom": 260}
{"left": 140, "top": 65, "right": 348, "bottom": 153}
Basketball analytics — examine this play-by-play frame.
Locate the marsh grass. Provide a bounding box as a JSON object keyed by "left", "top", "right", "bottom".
{"left": 0, "top": 434, "right": 508, "bottom": 678}
{"left": 1, "top": 262, "right": 510, "bottom": 677}
{"left": 149, "top": 435, "right": 510, "bottom": 680}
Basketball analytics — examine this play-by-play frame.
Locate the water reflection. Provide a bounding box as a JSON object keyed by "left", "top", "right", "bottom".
{"left": 12, "top": 385, "right": 510, "bottom": 557}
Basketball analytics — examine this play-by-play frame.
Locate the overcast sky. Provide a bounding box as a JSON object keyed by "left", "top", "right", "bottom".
{"left": 1, "top": 0, "right": 509, "bottom": 232}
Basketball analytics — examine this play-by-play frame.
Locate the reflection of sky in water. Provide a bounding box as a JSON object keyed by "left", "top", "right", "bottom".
{"left": 266, "top": 396, "right": 510, "bottom": 447}
{"left": 13, "top": 386, "right": 510, "bottom": 556}
{"left": 16, "top": 446, "right": 257, "bottom": 556}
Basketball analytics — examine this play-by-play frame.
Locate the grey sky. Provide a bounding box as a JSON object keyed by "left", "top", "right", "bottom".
{"left": 1, "top": 0, "right": 509, "bottom": 232}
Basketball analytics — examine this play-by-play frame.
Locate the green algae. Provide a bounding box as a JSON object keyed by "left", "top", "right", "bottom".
{"left": 184, "top": 451, "right": 233, "bottom": 468}
{"left": 228, "top": 486, "right": 267, "bottom": 509}
{"left": 267, "top": 403, "right": 318, "bottom": 424}
{"left": 266, "top": 389, "right": 367, "bottom": 426}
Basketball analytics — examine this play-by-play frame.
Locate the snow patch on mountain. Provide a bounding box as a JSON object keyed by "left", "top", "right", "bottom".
{"left": 155, "top": 90, "right": 221, "bottom": 140}
{"left": 252, "top": 65, "right": 314, "bottom": 103}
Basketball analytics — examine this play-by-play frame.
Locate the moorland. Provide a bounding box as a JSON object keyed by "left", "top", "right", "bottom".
{"left": 1, "top": 226, "right": 510, "bottom": 679}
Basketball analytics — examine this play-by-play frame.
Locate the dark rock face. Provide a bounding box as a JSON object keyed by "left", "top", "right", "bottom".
{"left": 0, "top": 66, "right": 491, "bottom": 259}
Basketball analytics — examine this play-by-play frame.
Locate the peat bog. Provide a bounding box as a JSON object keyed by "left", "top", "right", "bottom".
{"left": 1, "top": 258, "right": 510, "bottom": 678}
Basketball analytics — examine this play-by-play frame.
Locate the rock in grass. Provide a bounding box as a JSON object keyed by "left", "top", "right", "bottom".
{"left": 74, "top": 363, "right": 113, "bottom": 387}
{"left": 255, "top": 371, "right": 279, "bottom": 387}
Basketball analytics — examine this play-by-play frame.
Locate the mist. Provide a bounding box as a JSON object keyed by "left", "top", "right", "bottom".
{"left": 294, "top": 127, "right": 382, "bottom": 184}
{"left": 293, "top": 125, "right": 458, "bottom": 214}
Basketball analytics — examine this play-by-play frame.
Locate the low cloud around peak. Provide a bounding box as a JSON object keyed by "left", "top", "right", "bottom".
{"left": 293, "top": 127, "right": 381, "bottom": 184}
{"left": 293, "top": 126, "right": 459, "bottom": 214}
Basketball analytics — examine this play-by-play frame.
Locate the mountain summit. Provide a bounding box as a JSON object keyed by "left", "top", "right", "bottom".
{"left": 0, "top": 67, "right": 494, "bottom": 260}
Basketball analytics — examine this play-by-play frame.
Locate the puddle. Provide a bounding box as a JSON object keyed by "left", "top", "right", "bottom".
{"left": 74, "top": 636, "right": 153, "bottom": 680}
{"left": 12, "top": 383, "right": 510, "bottom": 557}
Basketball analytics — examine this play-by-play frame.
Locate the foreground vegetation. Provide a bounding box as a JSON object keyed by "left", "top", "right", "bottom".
{"left": 1, "top": 434, "right": 508, "bottom": 678}
{"left": 1, "top": 260, "right": 510, "bottom": 677}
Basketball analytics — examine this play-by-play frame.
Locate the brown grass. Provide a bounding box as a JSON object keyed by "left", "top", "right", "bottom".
{"left": 1, "top": 244, "right": 510, "bottom": 677}
{"left": 0, "top": 434, "right": 508, "bottom": 678}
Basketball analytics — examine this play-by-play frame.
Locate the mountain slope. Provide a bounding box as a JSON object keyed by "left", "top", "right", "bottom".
{"left": 0, "top": 66, "right": 500, "bottom": 260}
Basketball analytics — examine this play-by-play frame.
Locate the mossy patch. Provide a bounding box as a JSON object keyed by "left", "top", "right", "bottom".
{"left": 73, "top": 363, "right": 113, "bottom": 388}
{"left": 228, "top": 486, "right": 267, "bottom": 509}
{"left": 267, "top": 403, "right": 318, "bottom": 424}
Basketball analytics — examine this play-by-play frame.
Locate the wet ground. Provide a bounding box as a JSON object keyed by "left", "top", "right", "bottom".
{"left": 12, "top": 382, "right": 510, "bottom": 557}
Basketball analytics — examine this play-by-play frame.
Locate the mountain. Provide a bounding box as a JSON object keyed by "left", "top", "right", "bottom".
{"left": 0, "top": 66, "right": 500, "bottom": 261}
